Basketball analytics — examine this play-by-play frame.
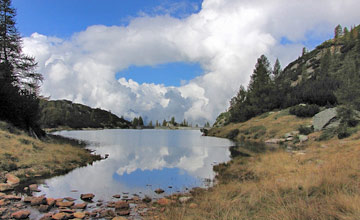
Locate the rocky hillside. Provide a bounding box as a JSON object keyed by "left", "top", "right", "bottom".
{"left": 38, "top": 99, "right": 131, "bottom": 129}
{"left": 215, "top": 24, "right": 360, "bottom": 127}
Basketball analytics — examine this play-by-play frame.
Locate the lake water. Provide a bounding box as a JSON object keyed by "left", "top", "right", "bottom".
{"left": 35, "top": 129, "right": 234, "bottom": 200}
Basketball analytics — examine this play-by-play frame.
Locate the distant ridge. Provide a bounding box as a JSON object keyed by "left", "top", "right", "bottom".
{"left": 39, "top": 99, "right": 131, "bottom": 129}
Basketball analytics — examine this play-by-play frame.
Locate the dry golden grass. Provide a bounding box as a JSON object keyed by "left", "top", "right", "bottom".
{"left": 0, "top": 122, "right": 99, "bottom": 181}
{"left": 155, "top": 113, "right": 360, "bottom": 220}
{"left": 208, "top": 109, "right": 312, "bottom": 142}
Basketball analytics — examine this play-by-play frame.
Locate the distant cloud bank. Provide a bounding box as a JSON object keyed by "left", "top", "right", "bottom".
{"left": 23, "top": 0, "right": 360, "bottom": 124}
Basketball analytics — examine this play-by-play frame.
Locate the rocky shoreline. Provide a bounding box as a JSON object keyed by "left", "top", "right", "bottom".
{"left": 0, "top": 178, "right": 199, "bottom": 220}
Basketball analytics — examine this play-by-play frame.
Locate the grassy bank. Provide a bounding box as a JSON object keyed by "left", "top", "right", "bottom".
{"left": 0, "top": 121, "right": 101, "bottom": 184}
{"left": 153, "top": 110, "right": 360, "bottom": 220}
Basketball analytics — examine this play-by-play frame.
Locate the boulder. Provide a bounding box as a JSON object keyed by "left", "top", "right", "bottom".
{"left": 179, "top": 196, "right": 192, "bottom": 203}
{"left": 5, "top": 174, "right": 20, "bottom": 186}
{"left": 112, "top": 194, "right": 121, "bottom": 199}
{"left": 99, "top": 209, "right": 115, "bottom": 218}
{"left": 114, "top": 201, "right": 129, "bottom": 210}
{"left": 299, "top": 135, "right": 308, "bottom": 142}
{"left": 0, "top": 183, "right": 13, "bottom": 192}
{"left": 313, "top": 108, "right": 338, "bottom": 131}
{"left": 265, "top": 138, "right": 285, "bottom": 144}
{"left": 46, "top": 198, "right": 56, "bottom": 206}
{"left": 116, "top": 209, "right": 130, "bottom": 216}
{"left": 157, "top": 198, "right": 174, "bottom": 206}
{"left": 56, "top": 201, "right": 74, "bottom": 207}
{"left": 39, "top": 213, "right": 52, "bottom": 220}
{"left": 64, "top": 197, "right": 76, "bottom": 201}
{"left": 11, "top": 210, "right": 31, "bottom": 219}
{"left": 38, "top": 205, "right": 49, "bottom": 212}
{"left": 73, "top": 212, "right": 86, "bottom": 219}
{"left": 52, "top": 212, "right": 68, "bottom": 220}
{"left": 73, "top": 203, "right": 87, "bottom": 209}
{"left": 3, "top": 194, "right": 21, "bottom": 201}
{"left": 154, "top": 188, "right": 165, "bottom": 194}
{"left": 80, "top": 193, "right": 95, "bottom": 201}
{"left": 31, "top": 196, "right": 47, "bottom": 206}
{"left": 29, "top": 184, "right": 40, "bottom": 192}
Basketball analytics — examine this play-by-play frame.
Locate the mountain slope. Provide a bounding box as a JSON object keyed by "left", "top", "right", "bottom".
{"left": 38, "top": 99, "right": 131, "bottom": 129}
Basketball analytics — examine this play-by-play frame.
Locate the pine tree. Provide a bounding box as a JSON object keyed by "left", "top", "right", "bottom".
{"left": 138, "top": 116, "right": 144, "bottom": 126}
{"left": 0, "top": 0, "right": 42, "bottom": 94}
{"left": 132, "top": 117, "right": 138, "bottom": 126}
{"left": 334, "top": 24, "right": 343, "bottom": 39}
{"left": 162, "top": 119, "right": 167, "bottom": 127}
{"left": 272, "top": 58, "right": 282, "bottom": 79}
{"left": 148, "top": 120, "right": 152, "bottom": 127}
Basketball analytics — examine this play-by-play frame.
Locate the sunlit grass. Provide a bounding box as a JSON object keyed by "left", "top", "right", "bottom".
{"left": 0, "top": 121, "right": 99, "bottom": 181}
{"left": 154, "top": 113, "right": 360, "bottom": 220}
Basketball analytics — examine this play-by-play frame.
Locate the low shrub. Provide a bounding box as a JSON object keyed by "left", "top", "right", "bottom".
{"left": 298, "top": 125, "right": 314, "bottom": 135}
{"left": 289, "top": 104, "right": 320, "bottom": 117}
{"left": 226, "top": 129, "right": 239, "bottom": 140}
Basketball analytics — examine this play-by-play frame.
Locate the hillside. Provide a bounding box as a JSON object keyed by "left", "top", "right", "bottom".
{"left": 216, "top": 25, "right": 360, "bottom": 132}
{"left": 38, "top": 99, "right": 131, "bottom": 130}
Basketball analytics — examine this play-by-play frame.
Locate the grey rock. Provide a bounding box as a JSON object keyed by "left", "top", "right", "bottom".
{"left": 265, "top": 138, "right": 285, "bottom": 144}
{"left": 313, "top": 108, "right": 337, "bottom": 131}
{"left": 299, "top": 135, "right": 308, "bottom": 142}
{"left": 179, "top": 196, "right": 192, "bottom": 203}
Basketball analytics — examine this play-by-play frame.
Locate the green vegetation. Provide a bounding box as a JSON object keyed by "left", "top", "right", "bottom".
{"left": 0, "top": 0, "right": 43, "bottom": 136}
{"left": 39, "top": 99, "right": 131, "bottom": 129}
{"left": 227, "top": 24, "right": 360, "bottom": 130}
{"left": 289, "top": 104, "right": 320, "bottom": 117}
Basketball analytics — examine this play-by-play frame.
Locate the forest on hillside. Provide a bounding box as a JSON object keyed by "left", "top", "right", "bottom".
{"left": 225, "top": 24, "right": 360, "bottom": 137}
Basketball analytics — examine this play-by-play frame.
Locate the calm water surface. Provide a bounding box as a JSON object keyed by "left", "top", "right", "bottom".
{"left": 35, "top": 129, "right": 233, "bottom": 200}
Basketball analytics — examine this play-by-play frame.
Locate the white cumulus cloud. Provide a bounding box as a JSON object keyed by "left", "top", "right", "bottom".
{"left": 23, "top": 0, "right": 360, "bottom": 124}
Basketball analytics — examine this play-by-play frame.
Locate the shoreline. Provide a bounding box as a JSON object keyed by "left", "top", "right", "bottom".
{"left": 0, "top": 125, "right": 222, "bottom": 219}
{"left": 152, "top": 109, "right": 360, "bottom": 219}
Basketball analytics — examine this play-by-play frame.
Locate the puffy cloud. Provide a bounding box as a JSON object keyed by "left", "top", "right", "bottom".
{"left": 23, "top": 0, "right": 360, "bottom": 124}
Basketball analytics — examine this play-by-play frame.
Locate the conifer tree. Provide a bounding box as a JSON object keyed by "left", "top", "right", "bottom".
{"left": 0, "top": 0, "right": 43, "bottom": 133}
{"left": 0, "top": 0, "right": 42, "bottom": 93}
{"left": 138, "top": 116, "right": 144, "bottom": 126}
{"left": 272, "top": 58, "right": 282, "bottom": 79}
{"left": 334, "top": 24, "right": 343, "bottom": 39}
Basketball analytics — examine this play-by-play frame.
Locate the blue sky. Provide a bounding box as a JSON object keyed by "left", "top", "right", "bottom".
{"left": 13, "top": 0, "right": 204, "bottom": 87}
{"left": 13, "top": 0, "right": 203, "bottom": 38}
